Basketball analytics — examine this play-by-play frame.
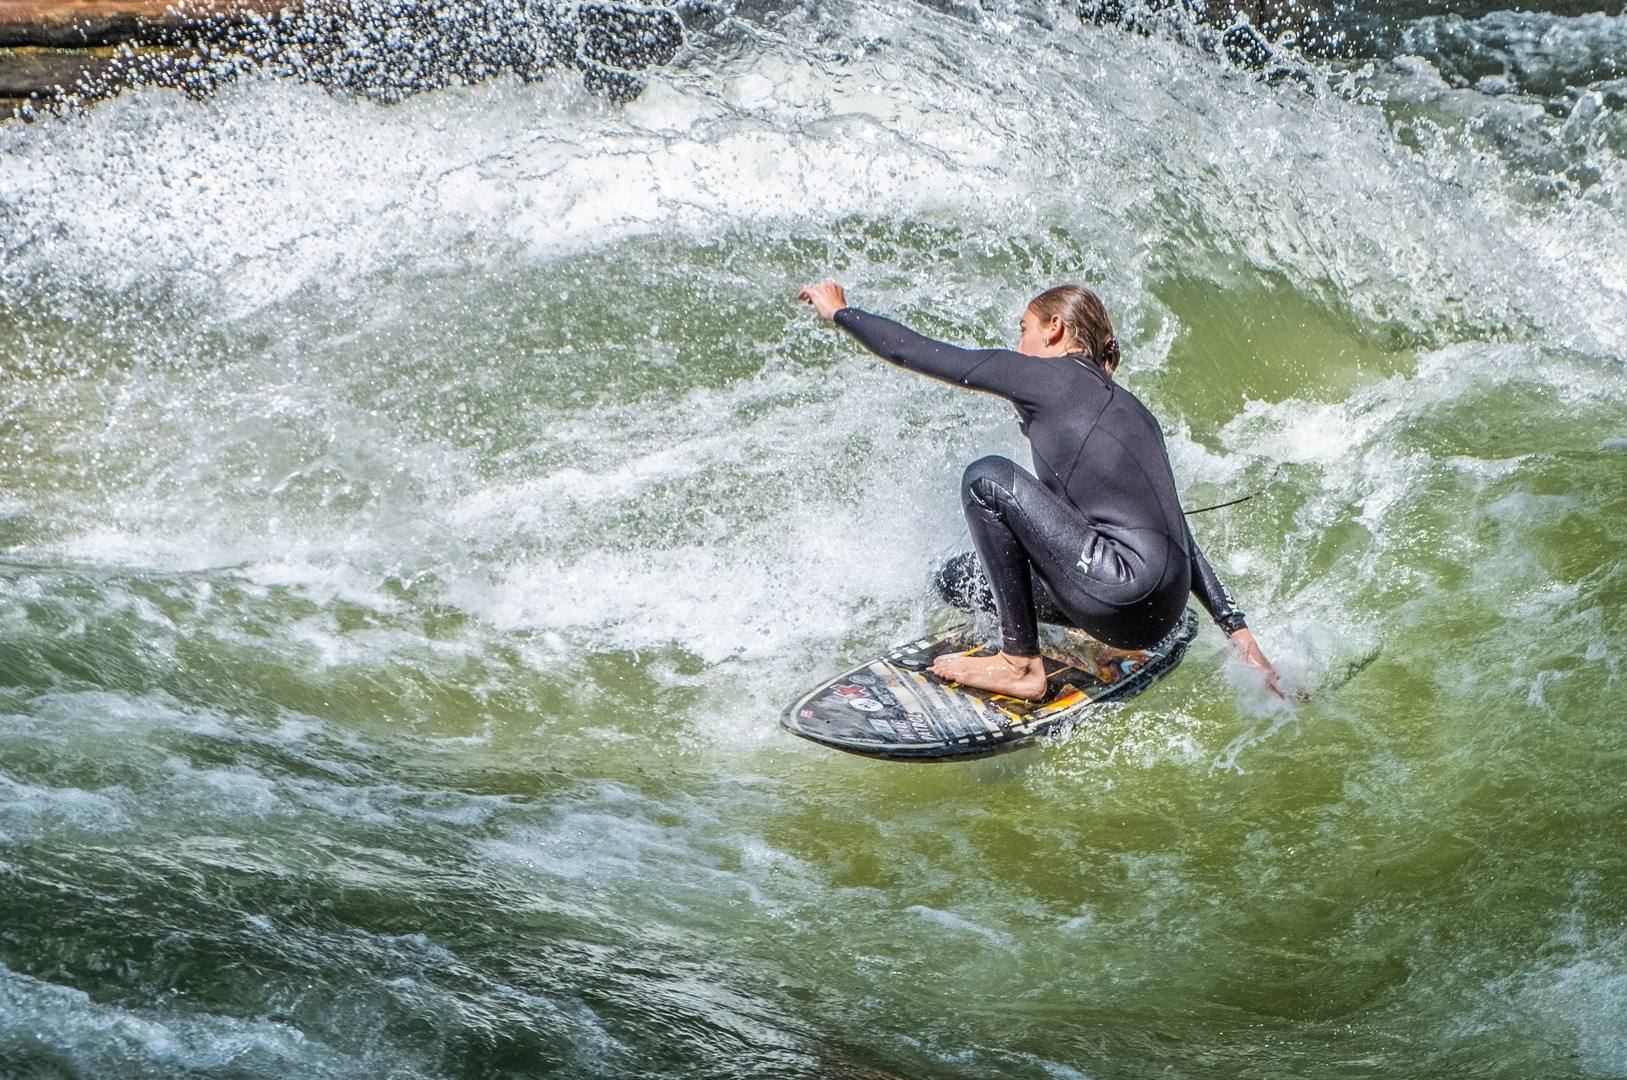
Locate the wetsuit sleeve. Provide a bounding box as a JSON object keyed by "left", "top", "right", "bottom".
{"left": 832, "top": 308, "right": 1019, "bottom": 397}
{"left": 1187, "top": 528, "right": 1249, "bottom": 635}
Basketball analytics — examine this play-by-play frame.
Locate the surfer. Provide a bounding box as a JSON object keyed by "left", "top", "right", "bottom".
{"left": 798, "top": 281, "right": 1283, "bottom": 700}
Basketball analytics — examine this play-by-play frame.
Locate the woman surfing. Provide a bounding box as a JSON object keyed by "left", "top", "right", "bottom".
{"left": 798, "top": 281, "right": 1283, "bottom": 700}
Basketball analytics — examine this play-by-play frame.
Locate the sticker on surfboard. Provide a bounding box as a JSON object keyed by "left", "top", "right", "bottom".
{"left": 780, "top": 608, "right": 1198, "bottom": 761}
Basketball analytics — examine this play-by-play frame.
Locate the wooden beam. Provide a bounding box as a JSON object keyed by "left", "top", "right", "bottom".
{"left": 0, "top": 45, "right": 119, "bottom": 94}
{"left": 0, "top": 0, "right": 299, "bottom": 47}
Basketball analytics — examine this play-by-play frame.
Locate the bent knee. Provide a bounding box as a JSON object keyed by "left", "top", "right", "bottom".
{"left": 960, "top": 455, "right": 1017, "bottom": 504}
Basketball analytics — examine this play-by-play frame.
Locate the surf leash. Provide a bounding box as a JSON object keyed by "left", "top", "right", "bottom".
{"left": 1183, "top": 465, "right": 1282, "bottom": 517}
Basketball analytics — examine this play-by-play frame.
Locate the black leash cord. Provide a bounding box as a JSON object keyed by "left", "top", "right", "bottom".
{"left": 1183, "top": 465, "right": 1282, "bottom": 517}
{"left": 1184, "top": 494, "right": 1255, "bottom": 515}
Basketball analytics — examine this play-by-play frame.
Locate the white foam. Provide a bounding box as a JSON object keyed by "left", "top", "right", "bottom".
{"left": 0, "top": 0, "right": 1621, "bottom": 746}
{"left": 905, "top": 904, "right": 1016, "bottom": 949}
{"left": 1448, "top": 910, "right": 1627, "bottom": 1074}
{"left": 0, "top": 963, "right": 339, "bottom": 1076}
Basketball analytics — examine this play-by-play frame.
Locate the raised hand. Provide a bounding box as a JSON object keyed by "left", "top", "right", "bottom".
{"left": 797, "top": 281, "right": 847, "bottom": 321}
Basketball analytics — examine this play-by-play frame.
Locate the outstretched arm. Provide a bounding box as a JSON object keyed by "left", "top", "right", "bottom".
{"left": 798, "top": 282, "right": 1016, "bottom": 394}
{"left": 1189, "top": 530, "right": 1285, "bottom": 697}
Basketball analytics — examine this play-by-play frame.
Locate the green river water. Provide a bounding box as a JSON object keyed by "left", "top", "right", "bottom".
{"left": 1, "top": 1, "right": 1626, "bottom": 1075}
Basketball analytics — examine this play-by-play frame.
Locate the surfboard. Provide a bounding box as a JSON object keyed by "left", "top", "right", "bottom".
{"left": 780, "top": 608, "right": 1198, "bottom": 761}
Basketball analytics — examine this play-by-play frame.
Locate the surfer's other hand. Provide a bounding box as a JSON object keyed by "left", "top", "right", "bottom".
{"left": 798, "top": 281, "right": 847, "bottom": 321}
{"left": 1229, "top": 627, "right": 1288, "bottom": 699}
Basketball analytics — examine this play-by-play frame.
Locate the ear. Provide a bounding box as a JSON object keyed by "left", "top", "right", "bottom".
{"left": 1045, "top": 315, "right": 1067, "bottom": 347}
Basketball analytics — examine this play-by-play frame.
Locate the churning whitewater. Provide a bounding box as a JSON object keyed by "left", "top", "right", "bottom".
{"left": 1, "top": 0, "right": 1625, "bottom": 1075}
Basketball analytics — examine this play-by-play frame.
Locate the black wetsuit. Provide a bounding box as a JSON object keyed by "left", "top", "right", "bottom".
{"left": 833, "top": 306, "right": 1247, "bottom": 654}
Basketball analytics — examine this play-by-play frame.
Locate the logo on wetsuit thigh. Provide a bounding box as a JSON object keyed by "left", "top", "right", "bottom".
{"left": 1077, "top": 548, "right": 1092, "bottom": 573}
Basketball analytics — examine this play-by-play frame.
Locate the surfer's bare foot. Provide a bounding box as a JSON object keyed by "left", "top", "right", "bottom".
{"left": 932, "top": 650, "right": 1049, "bottom": 700}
